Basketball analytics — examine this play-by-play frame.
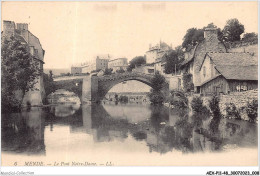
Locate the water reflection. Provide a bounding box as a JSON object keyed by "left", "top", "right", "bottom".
{"left": 2, "top": 108, "right": 46, "bottom": 155}
{"left": 1, "top": 102, "right": 258, "bottom": 156}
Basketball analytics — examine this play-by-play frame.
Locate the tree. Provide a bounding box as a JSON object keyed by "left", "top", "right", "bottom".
{"left": 182, "top": 28, "right": 200, "bottom": 50}
{"left": 127, "top": 56, "right": 146, "bottom": 71}
{"left": 182, "top": 23, "right": 224, "bottom": 50}
{"left": 151, "top": 71, "right": 166, "bottom": 92}
{"left": 223, "top": 18, "right": 245, "bottom": 42}
{"left": 49, "top": 70, "right": 54, "bottom": 81}
{"left": 104, "top": 68, "right": 113, "bottom": 75}
{"left": 116, "top": 67, "right": 125, "bottom": 73}
{"left": 148, "top": 72, "right": 166, "bottom": 104}
{"left": 242, "top": 32, "right": 258, "bottom": 42}
{"left": 182, "top": 73, "right": 194, "bottom": 92}
{"left": 1, "top": 36, "right": 41, "bottom": 112}
{"left": 43, "top": 70, "right": 56, "bottom": 95}
{"left": 164, "top": 49, "right": 184, "bottom": 74}
{"left": 246, "top": 99, "right": 258, "bottom": 122}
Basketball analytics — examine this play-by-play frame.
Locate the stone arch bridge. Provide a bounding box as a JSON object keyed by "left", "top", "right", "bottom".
{"left": 53, "top": 72, "right": 169, "bottom": 103}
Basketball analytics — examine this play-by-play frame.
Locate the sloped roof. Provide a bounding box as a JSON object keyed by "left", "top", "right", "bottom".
{"left": 200, "top": 74, "right": 222, "bottom": 86}
{"left": 155, "top": 53, "right": 167, "bottom": 63}
{"left": 216, "top": 65, "right": 258, "bottom": 81}
{"left": 207, "top": 52, "right": 258, "bottom": 66}
{"left": 181, "top": 44, "right": 198, "bottom": 66}
{"left": 202, "top": 52, "right": 258, "bottom": 81}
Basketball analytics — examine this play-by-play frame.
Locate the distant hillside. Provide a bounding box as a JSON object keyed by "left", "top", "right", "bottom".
{"left": 44, "top": 68, "right": 70, "bottom": 76}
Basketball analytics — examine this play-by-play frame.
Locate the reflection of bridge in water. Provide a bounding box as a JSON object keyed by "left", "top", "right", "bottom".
{"left": 2, "top": 104, "right": 257, "bottom": 155}
{"left": 57, "top": 104, "right": 257, "bottom": 154}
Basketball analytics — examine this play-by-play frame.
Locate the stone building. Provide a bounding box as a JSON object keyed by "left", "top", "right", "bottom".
{"left": 199, "top": 52, "right": 257, "bottom": 94}
{"left": 81, "top": 63, "right": 95, "bottom": 74}
{"left": 132, "top": 63, "right": 155, "bottom": 74}
{"left": 181, "top": 27, "right": 227, "bottom": 93}
{"left": 71, "top": 66, "right": 83, "bottom": 75}
{"left": 145, "top": 41, "right": 172, "bottom": 64}
{"left": 108, "top": 58, "right": 128, "bottom": 72}
{"left": 95, "top": 55, "right": 110, "bottom": 70}
{"left": 2, "top": 20, "right": 45, "bottom": 106}
{"left": 154, "top": 53, "right": 167, "bottom": 75}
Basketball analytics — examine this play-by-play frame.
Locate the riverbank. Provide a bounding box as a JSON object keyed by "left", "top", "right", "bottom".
{"left": 164, "top": 89, "right": 258, "bottom": 123}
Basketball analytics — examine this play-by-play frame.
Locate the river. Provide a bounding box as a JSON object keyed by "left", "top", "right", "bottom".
{"left": 1, "top": 91, "right": 258, "bottom": 166}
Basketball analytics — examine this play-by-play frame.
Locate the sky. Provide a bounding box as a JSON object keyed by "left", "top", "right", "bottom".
{"left": 2, "top": 1, "right": 258, "bottom": 70}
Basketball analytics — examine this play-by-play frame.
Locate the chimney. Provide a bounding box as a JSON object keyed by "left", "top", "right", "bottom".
{"left": 204, "top": 27, "right": 218, "bottom": 42}
{"left": 17, "top": 23, "right": 28, "bottom": 31}
{"left": 3, "top": 20, "right": 15, "bottom": 38}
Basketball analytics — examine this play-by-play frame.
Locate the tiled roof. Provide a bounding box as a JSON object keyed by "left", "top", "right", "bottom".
{"left": 203, "top": 52, "right": 258, "bottom": 81}
{"left": 200, "top": 74, "right": 222, "bottom": 86}
{"left": 208, "top": 52, "right": 258, "bottom": 66}
{"left": 181, "top": 45, "right": 198, "bottom": 66}
{"left": 216, "top": 65, "right": 258, "bottom": 81}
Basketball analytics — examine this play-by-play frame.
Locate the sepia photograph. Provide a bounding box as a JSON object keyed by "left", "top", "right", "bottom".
{"left": 1, "top": 0, "right": 259, "bottom": 175}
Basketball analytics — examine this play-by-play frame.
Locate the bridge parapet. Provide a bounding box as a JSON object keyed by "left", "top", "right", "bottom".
{"left": 97, "top": 72, "right": 154, "bottom": 82}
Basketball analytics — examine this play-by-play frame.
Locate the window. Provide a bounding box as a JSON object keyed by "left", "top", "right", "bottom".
{"left": 203, "top": 66, "right": 206, "bottom": 77}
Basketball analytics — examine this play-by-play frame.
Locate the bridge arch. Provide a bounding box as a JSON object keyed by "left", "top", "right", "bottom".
{"left": 98, "top": 76, "right": 154, "bottom": 101}
{"left": 52, "top": 79, "right": 83, "bottom": 97}
{"left": 82, "top": 72, "right": 169, "bottom": 102}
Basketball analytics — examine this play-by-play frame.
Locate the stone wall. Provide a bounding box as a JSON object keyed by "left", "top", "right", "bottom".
{"left": 164, "top": 74, "right": 182, "bottom": 91}
{"left": 197, "top": 89, "right": 258, "bottom": 121}
{"left": 218, "top": 89, "right": 258, "bottom": 120}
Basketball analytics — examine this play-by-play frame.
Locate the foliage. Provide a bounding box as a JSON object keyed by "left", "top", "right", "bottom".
{"left": 151, "top": 71, "right": 166, "bottom": 92}
{"left": 43, "top": 70, "right": 56, "bottom": 103}
{"left": 208, "top": 95, "right": 222, "bottom": 132}
{"left": 222, "top": 18, "right": 245, "bottom": 42}
{"left": 191, "top": 96, "right": 210, "bottom": 115}
{"left": 149, "top": 72, "right": 166, "bottom": 104}
{"left": 175, "top": 117, "right": 193, "bottom": 136}
{"left": 225, "top": 103, "right": 241, "bottom": 119}
{"left": 127, "top": 56, "right": 146, "bottom": 71}
{"left": 242, "top": 32, "right": 258, "bottom": 42}
{"left": 167, "top": 90, "right": 188, "bottom": 109}
{"left": 115, "top": 94, "right": 119, "bottom": 102}
{"left": 164, "top": 49, "right": 184, "bottom": 74}
{"left": 104, "top": 68, "right": 113, "bottom": 75}
{"left": 182, "top": 23, "right": 223, "bottom": 50}
{"left": 190, "top": 97, "right": 203, "bottom": 112}
{"left": 126, "top": 67, "right": 132, "bottom": 72}
{"left": 1, "top": 36, "right": 41, "bottom": 112}
{"left": 1, "top": 90, "right": 21, "bottom": 113}
{"left": 182, "top": 73, "right": 194, "bottom": 92}
{"left": 116, "top": 68, "right": 125, "bottom": 73}
{"left": 119, "top": 95, "right": 128, "bottom": 103}
{"left": 148, "top": 89, "right": 165, "bottom": 104}
{"left": 49, "top": 70, "right": 54, "bottom": 81}
{"left": 182, "top": 28, "right": 203, "bottom": 50}
{"left": 209, "top": 117, "right": 221, "bottom": 133}
{"left": 209, "top": 95, "right": 221, "bottom": 119}
{"left": 246, "top": 99, "right": 258, "bottom": 122}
